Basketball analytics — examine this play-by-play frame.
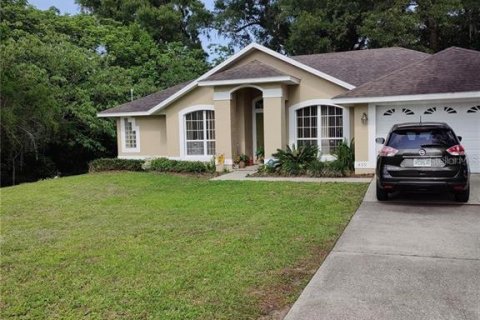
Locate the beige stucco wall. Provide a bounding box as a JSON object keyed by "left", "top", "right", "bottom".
{"left": 264, "top": 95, "right": 286, "bottom": 158}
{"left": 117, "top": 116, "right": 166, "bottom": 157}
{"left": 353, "top": 104, "right": 375, "bottom": 174}
{"left": 162, "top": 86, "right": 214, "bottom": 157}
{"left": 214, "top": 98, "right": 234, "bottom": 160}
{"left": 115, "top": 49, "right": 364, "bottom": 162}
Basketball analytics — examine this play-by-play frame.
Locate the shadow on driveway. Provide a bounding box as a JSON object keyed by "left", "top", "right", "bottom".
{"left": 363, "top": 173, "right": 480, "bottom": 205}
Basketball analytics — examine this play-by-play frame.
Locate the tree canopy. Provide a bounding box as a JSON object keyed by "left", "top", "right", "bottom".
{"left": 75, "top": 0, "right": 213, "bottom": 48}
{"left": 213, "top": 0, "right": 480, "bottom": 54}
{"left": 1, "top": 0, "right": 479, "bottom": 186}
{"left": 1, "top": 0, "right": 208, "bottom": 186}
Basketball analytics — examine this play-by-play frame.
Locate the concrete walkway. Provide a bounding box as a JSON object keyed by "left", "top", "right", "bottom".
{"left": 211, "top": 167, "right": 372, "bottom": 183}
{"left": 285, "top": 175, "right": 480, "bottom": 320}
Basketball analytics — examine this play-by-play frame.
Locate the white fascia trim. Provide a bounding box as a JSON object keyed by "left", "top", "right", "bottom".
{"left": 213, "top": 91, "right": 232, "bottom": 101}
{"left": 253, "top": 44, "right": 355, "bottom": 90}
{"left": 263, "top": 88, "right": 284, "bottom": 98}
{"left": 102, "top": 42, "right": 354, "bottom": 118}
{"left": 197, "top": 76, "right": 300, "bottom": 87}
{"left": 333, "top": 91, "right": 480, "bottom": 104}
{"left": 146, "top": 43, "right": 354, "bottom": 115}
{"left": 98, "top": 111, "right": 149, "bottom": 118}
{"left": 213, "top": 85, "right": 284, "bottom": 101}
{"left": 146, "top": 44, "right": 261, "bottom": 115}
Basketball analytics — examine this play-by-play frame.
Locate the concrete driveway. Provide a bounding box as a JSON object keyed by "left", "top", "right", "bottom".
{"left": 285, "top": 174, "right": 480, "bottom": 320}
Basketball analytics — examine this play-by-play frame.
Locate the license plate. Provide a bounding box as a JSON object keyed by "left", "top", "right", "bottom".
{"left": 413, "top": 158, "right": 432, "bottom": 167}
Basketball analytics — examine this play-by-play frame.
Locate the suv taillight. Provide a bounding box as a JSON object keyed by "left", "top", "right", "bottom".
{"left": 379, "top": 146, "right": 399, "bottom": 157}
{"left": 446, "top": 145, "right": 465, "bottom": 156}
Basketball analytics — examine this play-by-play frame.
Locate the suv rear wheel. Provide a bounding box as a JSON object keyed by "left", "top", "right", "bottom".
{"left": 376, "top": 183, "right": 388, "bottom": 201}
{"left": 454, "top": 186, "right": 470, "bottom": 203}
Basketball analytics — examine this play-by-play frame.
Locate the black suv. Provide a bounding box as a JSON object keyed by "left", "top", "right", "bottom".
{"left": 376, "top": 122, "right": 470, "bottom": 202}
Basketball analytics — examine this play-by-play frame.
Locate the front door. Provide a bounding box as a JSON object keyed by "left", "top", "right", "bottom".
{"left": 253, "top": 98, "right": 264, "bottom": 160}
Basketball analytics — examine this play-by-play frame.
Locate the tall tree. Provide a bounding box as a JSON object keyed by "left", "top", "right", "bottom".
{"left": 75, "top": 0, "right": 212, "bottom": 48}
{"left": 213, "top": 0, "right": 480, "bottom": 54}
{"left": 1, "top": 1, "right": 209, "bottom": 185}
{"left": 213, "top": 0, "right": 290, "bottom": 52}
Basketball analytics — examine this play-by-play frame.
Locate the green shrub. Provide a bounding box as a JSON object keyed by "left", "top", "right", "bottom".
{"left": 89, "top": 158, "right": 144, "bottom": 172}
{"left": 150, "top": 158, "right": 211, "bottom": 173}
{"left": 257, "top": 162, "right": 278, "bottom": 175}
{"left": 332, "top": 139, "right": 355, "bottom": 175}
{"left": 272, "top": 144, "right": 318, "bottom": 175}
{"left": 307, "top": 159, "right": 325, "bottom": 177}
{"left": 307, "top": 160, "right": 346, "bottom": 177}
{"left": 205, "top": 157, "right": 216, "bottom": 173}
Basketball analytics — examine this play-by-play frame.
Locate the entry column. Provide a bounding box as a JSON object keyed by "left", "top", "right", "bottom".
{"left": 214, "top": 91, "right": 235, "bottom": 167}
{"left": 263, "top": 86, "right": 286, "bottom": 161}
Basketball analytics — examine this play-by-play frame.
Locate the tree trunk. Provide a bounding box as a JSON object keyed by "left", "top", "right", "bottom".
{"left": 12, "top": 157, "right": 15, "bottom": 186}
{"left": 428, "top": 17, "right": 438, "bottom": 52}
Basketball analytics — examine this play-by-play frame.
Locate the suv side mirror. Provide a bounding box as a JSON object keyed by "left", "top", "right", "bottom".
{"left": 458, "top": 136, "right": 462, "bottom": 141}
{"left": 375, "top": 137, "right": 385, "bottom": 144}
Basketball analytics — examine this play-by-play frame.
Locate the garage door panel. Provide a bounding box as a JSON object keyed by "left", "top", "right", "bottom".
{"left": 376, "top": 104, "right": 480, "bottom": 173}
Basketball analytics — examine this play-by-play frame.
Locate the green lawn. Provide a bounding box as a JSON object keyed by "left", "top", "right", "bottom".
{"left": 1, "top": 172, "right": 367, "bottom": 319}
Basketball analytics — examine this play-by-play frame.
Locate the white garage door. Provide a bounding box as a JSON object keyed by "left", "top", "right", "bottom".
{"left": 376, "top": 104, "right": 480, "bottom": 173}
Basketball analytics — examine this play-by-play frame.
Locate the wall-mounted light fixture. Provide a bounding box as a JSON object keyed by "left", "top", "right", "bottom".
{"left": 361, "top": 112, "right": 368, "bottom": 125}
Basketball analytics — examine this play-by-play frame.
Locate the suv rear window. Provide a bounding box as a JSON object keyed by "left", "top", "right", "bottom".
{"left": 387, "top": 128, "right": 457, "bottom": 149}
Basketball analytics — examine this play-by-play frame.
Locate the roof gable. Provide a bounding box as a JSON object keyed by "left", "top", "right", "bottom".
{"left": 202, "top": 60, "right": 290, "bottom": 81}
{"left": 99, "top": 43, "right": 356, "bottom": 117}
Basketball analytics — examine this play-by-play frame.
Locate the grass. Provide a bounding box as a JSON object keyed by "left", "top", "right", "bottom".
{"left": 1, "top": 172, "right": 367, "bottom": 319}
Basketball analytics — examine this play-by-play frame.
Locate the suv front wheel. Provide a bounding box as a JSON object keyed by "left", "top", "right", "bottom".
{"left": 376, "top": 182, "right": 388, "bottom": 201}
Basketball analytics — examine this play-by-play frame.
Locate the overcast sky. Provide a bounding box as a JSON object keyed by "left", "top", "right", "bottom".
{"left": 28, "top": 0, "right": 229, "bottom": 60}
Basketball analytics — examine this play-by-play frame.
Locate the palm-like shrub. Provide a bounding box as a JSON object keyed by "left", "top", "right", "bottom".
{"left": 273, "top": 144, "right": 319, "bottom": 175}
{"left": 332, "top": 139, "right": 355, "bottom": 174}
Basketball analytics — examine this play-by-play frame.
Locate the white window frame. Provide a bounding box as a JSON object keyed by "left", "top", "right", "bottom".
{"left": 120, "top": 117, "right": 140, "bottom": 153}
{"left": 178, "top": 105, "right": 215, "bottom": 161}
{"left": 289, "top": 99, "right": 350, "bottom": 160}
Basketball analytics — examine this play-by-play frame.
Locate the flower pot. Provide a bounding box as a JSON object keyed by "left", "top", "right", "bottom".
{"left": 239, "top": 161, "right": 246, "bottom": 169}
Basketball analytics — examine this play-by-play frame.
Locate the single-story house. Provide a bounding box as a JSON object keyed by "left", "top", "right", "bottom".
{"left": 98, "top": 44, "right": 480, "bottom": 174}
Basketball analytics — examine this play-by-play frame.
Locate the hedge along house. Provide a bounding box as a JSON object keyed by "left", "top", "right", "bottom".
{"left": 98, "top": 44, "right": 480, "bottom": 174}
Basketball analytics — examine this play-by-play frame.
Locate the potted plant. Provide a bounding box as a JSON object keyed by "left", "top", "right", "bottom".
{"left": 255, "top": 147, "right": 265, "bottom": 164}
{"left": 238, "top": 154, "right": 249, "bottom": 168}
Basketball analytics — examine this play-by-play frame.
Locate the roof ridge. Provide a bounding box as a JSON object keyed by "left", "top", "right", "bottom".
{"left": 435, "top": 46, "right": 480, "bottom": 55}
{"left": 291, "top": 47, "right": 429, "bottom": 59}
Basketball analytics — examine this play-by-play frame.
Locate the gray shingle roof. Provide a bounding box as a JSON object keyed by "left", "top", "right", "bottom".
{"left": 100, "top": 47, "right": 480, "bottom": 115}
{"left": 292, "top": 47, "right": 431, "bottom": 86}
{"left": 99, "top": 81, "right": 192, "bottom": 115}
{"left": 335, "top": 47, "right": 480, "bottom": 99}
{"left": 201, "top": 60, "right": 291, "bottom": 81}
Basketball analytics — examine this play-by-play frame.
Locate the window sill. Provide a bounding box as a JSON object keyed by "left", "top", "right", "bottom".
{"left": 183, "top": 155, "right": 214, "bottom": 162}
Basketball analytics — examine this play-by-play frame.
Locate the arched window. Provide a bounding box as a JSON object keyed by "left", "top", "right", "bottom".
{"left": 296, "top": 105, "right": 344, "bottom": 154}
{"left": 184, "top": 110, "right": 215, "bottom": 156}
